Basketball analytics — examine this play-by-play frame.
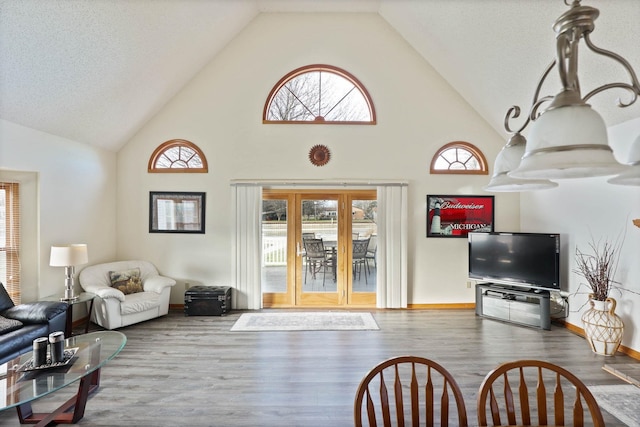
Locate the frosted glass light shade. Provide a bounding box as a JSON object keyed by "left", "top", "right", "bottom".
{"left": 485, "top": 136, "right": 558, "bottom": 192}
{"left": 50, "top": 244, "right": 89, "bottom": 266}
{"left": 608, "top": 134, "right": 640, "bottom": 186}
{"left": 509, "top": 104, "right": 626, "bottom": 179}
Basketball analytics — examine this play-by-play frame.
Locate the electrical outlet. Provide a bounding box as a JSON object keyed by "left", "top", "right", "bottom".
{"left": 466, "top": 281, "right": 472, "bottom": 289}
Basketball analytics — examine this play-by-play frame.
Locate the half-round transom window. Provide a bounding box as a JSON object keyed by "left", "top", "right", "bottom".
{"left": 148, "top": 139, "right": 208, "bottom": 173}
{"left": 263, "top": 64, "right": 376, "bottom": 124}
{"left": 430, "top": 141, "right": 488, "bottom": 175}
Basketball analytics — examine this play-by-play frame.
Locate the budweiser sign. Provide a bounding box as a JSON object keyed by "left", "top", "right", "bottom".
{"left": 426, "top": 195, "right": 494, "bottom": 238}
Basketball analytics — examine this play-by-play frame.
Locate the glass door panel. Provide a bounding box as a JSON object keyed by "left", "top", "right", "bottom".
{"left": 261, "top": 196, "right": 293, "bottom": 306}
{"left": 298, "top": 196, "right": 340, "bottom": 305}
{"left": 351, "top": 199, "right": 377, "bottom": 293}
{"left": 349, "top": 196, "right": 377, "bottom": 305}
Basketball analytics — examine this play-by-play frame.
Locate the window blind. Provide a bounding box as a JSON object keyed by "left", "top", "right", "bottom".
{"left": 1, "top": 182, "right": 21, "bottom": 303}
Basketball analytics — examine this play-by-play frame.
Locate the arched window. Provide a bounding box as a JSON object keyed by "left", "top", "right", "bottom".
{"left": 148, "top": 140, "right": 208, "bottom": 173}
{"left": 430, "top": 141, "right": 488, "bottom": 175}
{"left": 263, "top": 64, "right": 376, "bottom": 124}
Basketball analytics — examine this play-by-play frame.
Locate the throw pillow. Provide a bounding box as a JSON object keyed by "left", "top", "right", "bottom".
{"left": 109, "top": 268, "right": 144, "bottom": 295}
{"left": 0, "top": 283, "right": 16, "bottom": 312}
{"left": 0, "top": 315, "right": 23, "bottom": 335}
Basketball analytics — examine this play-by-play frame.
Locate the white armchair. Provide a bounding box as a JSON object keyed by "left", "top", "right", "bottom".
{"left": 79, "top": 260, "right": 176, "bottom": 330}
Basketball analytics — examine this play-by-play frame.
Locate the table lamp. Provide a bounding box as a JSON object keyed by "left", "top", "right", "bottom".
{"left": 50, "top": 244, "right": 88, "bottom": 301}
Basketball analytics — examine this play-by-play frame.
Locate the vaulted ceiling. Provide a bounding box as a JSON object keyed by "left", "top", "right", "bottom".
{"left": 1, "top": 0, "right": 639, "bottom": 152}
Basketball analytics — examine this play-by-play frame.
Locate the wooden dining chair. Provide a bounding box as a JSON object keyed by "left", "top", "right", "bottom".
{"left": 354, "top": 356, "right": 468, "bottom": 427}
{"left": 477, "top": 359, "right": 605, "bottom": 427}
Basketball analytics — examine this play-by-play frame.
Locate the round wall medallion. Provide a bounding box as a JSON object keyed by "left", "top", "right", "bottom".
{"left": 309, "top": 144, "right": 331, "bottom": 166}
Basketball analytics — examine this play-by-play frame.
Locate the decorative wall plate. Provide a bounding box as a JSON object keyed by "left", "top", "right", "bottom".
{"left": 309, "top": 144, "right": 331, "bottom": 166}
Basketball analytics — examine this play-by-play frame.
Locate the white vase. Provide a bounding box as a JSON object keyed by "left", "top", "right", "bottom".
{"left": 581, "top": 295, "right": 624, "bottom": 356}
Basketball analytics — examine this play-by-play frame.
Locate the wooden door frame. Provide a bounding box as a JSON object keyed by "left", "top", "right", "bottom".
{"left": 262, "top": 189, "right": 376, "bottom": 308}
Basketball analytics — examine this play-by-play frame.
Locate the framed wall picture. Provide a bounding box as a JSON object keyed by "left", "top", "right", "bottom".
{"left": 426, "top": 195, "right": 494, "bottom": 238}
{"left": 149, "top": 191, "right": 206, "bottom": 234}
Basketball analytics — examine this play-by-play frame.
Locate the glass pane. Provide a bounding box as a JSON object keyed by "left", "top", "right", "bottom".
{"left": 433, "top": 157, "right": 451, "bottom": 170}
{"left": 456, "top": 149, "right": 472, "bottom": 163}
{"left": 262, "top": 200, "right": 288, "bottom": 293}
{"left": 352, "top": 200, "right": 377, "bottom": 293}
{"left": 440, "top": 148, "right": 458, "bottom": 163}
{"left": 465, "top": 157, "right": 480, "bottom": 170}
{"left": 266, "top": 68, "right": 373, "bottom": 122}
{"left": 301, "top": 199, "right": 337, "bottom": 293}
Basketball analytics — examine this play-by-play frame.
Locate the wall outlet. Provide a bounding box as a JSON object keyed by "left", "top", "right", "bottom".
{"left": 466, "top": 281, "right": 472, "bottom": 289}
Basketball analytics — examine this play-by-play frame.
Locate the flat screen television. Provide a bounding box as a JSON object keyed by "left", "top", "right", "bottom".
{"left": 468, "top": 232, "right": 560, "bottom": 290}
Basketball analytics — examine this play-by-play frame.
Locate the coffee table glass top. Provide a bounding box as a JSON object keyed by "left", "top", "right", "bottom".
{"left": 0, "top": 331, "right": 126, "bottom": 410}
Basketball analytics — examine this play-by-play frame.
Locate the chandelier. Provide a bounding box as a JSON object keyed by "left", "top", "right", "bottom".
{"left": 485, "top": 0, "right": 640, "bottom": 192}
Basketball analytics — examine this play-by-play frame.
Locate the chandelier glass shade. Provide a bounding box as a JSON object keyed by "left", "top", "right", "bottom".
{"left": 485, "top": 133, "right": 558, "bottom": 191}
{"left": 490, "top": 0, "right": 640, "bottom": 190}
{"left": 607, "top": 135, "right": 640, "bottom": 186}
{"left": 509, "top": 104, "right": 626, "bottom": 179}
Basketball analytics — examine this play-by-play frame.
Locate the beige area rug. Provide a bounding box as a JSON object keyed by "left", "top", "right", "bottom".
{"left": 230, "top": 311, "right": 379, "bottom": 331}
{"left": 589, "top": 384, "right": 640, "bottom": 427}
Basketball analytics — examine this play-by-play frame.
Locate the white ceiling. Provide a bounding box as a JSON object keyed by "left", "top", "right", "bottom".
{"left": 1, "top": 0, "right": 639, "bottom": 152}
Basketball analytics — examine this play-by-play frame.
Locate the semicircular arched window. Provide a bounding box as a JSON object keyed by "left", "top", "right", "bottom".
{"left": 263, "top": 64, "right": 376, "bottom": 124}
{"left": 148, "top": 139, "right": 208, "bottom": 173}
{"left": 430, "top": 141, "right": 488, "bottom": 175}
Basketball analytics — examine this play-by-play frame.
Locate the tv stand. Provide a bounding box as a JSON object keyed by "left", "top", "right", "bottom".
{"left": 475, "top": 283, "right": 551, "bottom": 330}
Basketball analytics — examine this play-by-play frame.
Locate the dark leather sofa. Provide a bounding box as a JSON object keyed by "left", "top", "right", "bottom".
{"left": 0, "top": 283, "right": 68, "bottom": 364}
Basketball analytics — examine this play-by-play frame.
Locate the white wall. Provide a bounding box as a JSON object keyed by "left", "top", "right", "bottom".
{"left": 520, "top": 121, "right": 640, "bottom": 352}
{"left": 0, "top": 119, "right": 117, "bottom": 303}
{"left": 117, "top": 13, "right": 519, "bottom": 305}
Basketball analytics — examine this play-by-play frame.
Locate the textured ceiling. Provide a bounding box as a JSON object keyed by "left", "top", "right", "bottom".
{"left": 1, "top": 0, "right": 639, "bottom": 152}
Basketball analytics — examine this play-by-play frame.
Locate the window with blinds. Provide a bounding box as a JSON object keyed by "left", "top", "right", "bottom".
{"left": 0, "top": 182, "right": 20, "bottom": 303}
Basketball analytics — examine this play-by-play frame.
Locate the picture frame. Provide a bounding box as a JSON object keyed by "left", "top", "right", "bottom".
{"left": 149, "top": 191, "right": 206, "bottom": 234}
{"left": 426, "top": 194, "right": 494, "bottom": 238}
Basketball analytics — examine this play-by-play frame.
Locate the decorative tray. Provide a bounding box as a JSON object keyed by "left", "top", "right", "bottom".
{"left": 17, "top": 347, "right": 79, "bottom": 372}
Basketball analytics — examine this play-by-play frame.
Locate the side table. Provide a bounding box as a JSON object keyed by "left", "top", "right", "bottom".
{"left": 41, "top": 292, "right": 96, "bottom": 337}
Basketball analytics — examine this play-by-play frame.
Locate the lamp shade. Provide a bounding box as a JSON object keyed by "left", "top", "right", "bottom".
{"left": 509, "top": 104, "right": 626, "bottom": 179}
{"left": 485, "top": 134, "right": 558, "bottom": 192}
{"left": 49, "top": 244, "right": 89, "bottom": 267}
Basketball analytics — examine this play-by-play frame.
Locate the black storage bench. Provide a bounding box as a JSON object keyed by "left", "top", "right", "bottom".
{"left": 184, "top": 285, "right": 232, "bottom": 316}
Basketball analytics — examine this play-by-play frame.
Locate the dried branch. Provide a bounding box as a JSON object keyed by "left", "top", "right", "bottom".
{"left": 573, "top": 231, "right": 624, "bottom": 301}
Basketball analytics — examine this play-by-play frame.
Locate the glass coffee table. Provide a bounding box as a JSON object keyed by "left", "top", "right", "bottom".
{"left": 0, "top": 331, "right": 126, "bottom": 425}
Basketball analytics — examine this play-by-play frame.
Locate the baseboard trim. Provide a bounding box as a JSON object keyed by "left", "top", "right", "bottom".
{"left": 554, "top": 318, "right": 640, "bottom": 360}
{"left": 408, "top": 303, "right": 476, "bottom": 309}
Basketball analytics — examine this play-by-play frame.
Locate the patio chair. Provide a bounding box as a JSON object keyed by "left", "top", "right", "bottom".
{"left": 303, "top": 238, "right": 332, "bottom": 287}
{"left": 366, "top": 234, "right": 377, "bottom": 269}
{"left": 353, "top": 238, "right": 370, "bottom": 284}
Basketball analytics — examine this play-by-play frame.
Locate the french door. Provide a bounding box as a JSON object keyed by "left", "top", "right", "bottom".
{"left": 262, "top": 189, "right": 376, "bottom": 307}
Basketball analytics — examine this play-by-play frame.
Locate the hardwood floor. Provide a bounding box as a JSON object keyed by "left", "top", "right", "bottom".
{"left": 0, "top": 309, "right": 636, "bottom": 426}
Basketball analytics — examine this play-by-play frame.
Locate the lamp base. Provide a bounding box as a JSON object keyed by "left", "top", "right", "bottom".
{"left": 61, "top": 285, "right": 77, "bottom": 302}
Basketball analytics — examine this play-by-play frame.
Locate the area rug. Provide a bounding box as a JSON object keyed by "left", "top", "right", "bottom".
{"left": 589, "top": 384, "right": 640, "bottom": 426}
{"left": 230, "top": 312, "right": 379, "bottom": 331}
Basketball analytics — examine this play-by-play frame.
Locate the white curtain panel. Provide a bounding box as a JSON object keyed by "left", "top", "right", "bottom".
{"left": 231, "top": 184, "right": 262, "bottom": 310}
{"left": 376, "top": 185, "right": 408, "bottom": 308}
